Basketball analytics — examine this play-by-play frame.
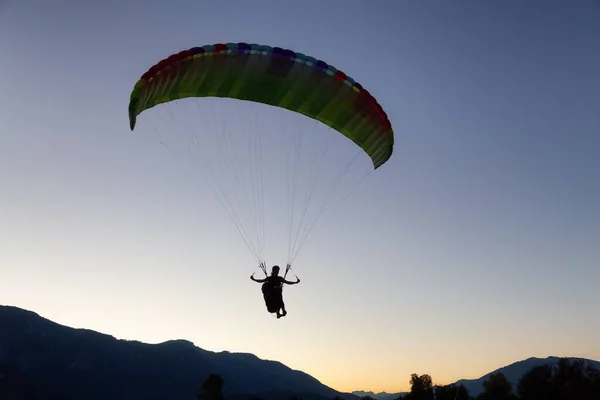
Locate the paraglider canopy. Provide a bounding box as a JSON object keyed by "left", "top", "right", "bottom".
{"left": 127, "top": 42, "right": 395, "bottom": 269}
{"left": 128, "top": 42, "right": 394, "bottom": 169}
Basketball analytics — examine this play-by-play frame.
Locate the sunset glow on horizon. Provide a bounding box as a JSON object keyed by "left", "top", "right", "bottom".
{"left": 1, "top": 0, "right": 599, "bottom": 393}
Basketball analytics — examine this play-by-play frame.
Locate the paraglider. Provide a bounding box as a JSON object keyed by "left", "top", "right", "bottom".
{"left": 128, "top": 42, "right": 394, "bottom": 317}
{"left": 251, "top": 264, "right": 300, "bottom": 318}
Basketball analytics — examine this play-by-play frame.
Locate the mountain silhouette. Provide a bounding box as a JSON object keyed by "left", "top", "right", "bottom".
{"left": 351, "top": 390, "right": 406, "bottom": 400}
{"left": 351, "top": 356, "right": 600, "bottom": 399}
{"left": 454, "top": 355, "right": 600, "bottom": 397}
{"left": 0, "top": 305, "right": 357, "bottom": 400}
{"left": 2, "top": 305, "right": 599, "bottom": 400}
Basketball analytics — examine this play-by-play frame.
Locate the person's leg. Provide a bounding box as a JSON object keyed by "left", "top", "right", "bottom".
{"left": 274, "top": 292, "right": 286, "bottom": 318}
{"left": 280, "top": 300, "right": 287, "bottom": 317}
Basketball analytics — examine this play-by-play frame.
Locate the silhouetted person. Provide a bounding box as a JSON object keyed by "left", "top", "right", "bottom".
{"left": 251, "top": 264, "right": 300, "bottom": 318}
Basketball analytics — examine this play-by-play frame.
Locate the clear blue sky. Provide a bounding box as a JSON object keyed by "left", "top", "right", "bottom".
{"left": 1, "top": 0, "right": 599, "bottom": 393}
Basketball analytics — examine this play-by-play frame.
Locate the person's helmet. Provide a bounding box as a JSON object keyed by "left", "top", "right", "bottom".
{"left": 271, "top": 265, "right": 280, "bottom": 274}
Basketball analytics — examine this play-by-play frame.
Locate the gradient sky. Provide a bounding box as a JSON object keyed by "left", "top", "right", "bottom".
{"left": 1, "top": 0, "right": 600, "bottom": 394}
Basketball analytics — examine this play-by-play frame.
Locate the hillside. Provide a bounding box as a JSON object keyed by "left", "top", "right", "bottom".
{"left": 454, "top": 356, "right": 600, "bottom": 397}
{"left": 352, "top": 356, "right": 600, "bottom": 399}
{"left": 0, "top": 305, "right": 357, "bottom": 400}
{"left": 2, "top": 305, "right": 599, "bottom": 400}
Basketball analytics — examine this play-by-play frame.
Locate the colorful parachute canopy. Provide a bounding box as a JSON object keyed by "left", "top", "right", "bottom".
{"left": 128, "top": 43, "right": 394, "bottom": 169}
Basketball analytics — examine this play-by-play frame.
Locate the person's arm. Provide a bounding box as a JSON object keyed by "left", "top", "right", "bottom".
{"left": 282, "top": 263, "right": 300, "bottom": 285}
{"left": 250, "top": 273, "right": 267, "bottom": 283}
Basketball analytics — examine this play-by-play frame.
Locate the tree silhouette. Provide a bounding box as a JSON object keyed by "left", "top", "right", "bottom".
{"left": 555, "top": 358, "right": 592, "bottom": 399}
{"left": 403, "top": 373, "right": 434, "bottom": 400}
{"left": 516, "top": 364, "right": 553, "bottom": 400}
{"left": 434, "top": 383, "right": 471, "bottom": 400}
{"left": 455, "top": 384, "right": 471, "bottom": 400}
{"left": 588, "top": 362, "right": 600, "bottom": 396}
{"left": 197, "top": 373, "right": 224, "bottom": 400}
{"left": 476, "top": 372, "right": 514, "bottom": 400}
{"left": 393, "top": 360, "right": 600, "bottom": 400}
{"left": 515, "top": 357, "right": 600, "bottom": 400}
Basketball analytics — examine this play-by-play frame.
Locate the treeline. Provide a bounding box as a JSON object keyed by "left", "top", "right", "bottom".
{"left": 366, "top": 357, "right": 600, "bottom": 400}
{"left": 197, "top": 357, "right": 599, "bottom": 400}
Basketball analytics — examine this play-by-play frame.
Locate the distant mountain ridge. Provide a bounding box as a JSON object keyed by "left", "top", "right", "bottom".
{"left": 351, "top": 390, "right": 406, "bottom": 400}
{"left": 1, "top": 305, "right": 599, "bottom": 400}
{"left": 352, "top": 356, "right": 600, "bottom": 399}
{"left": 454, "top": 356, "right": 600, "bottom": 397}
{"left": 0, "top": 305, "right": 357, "bottom": 400}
